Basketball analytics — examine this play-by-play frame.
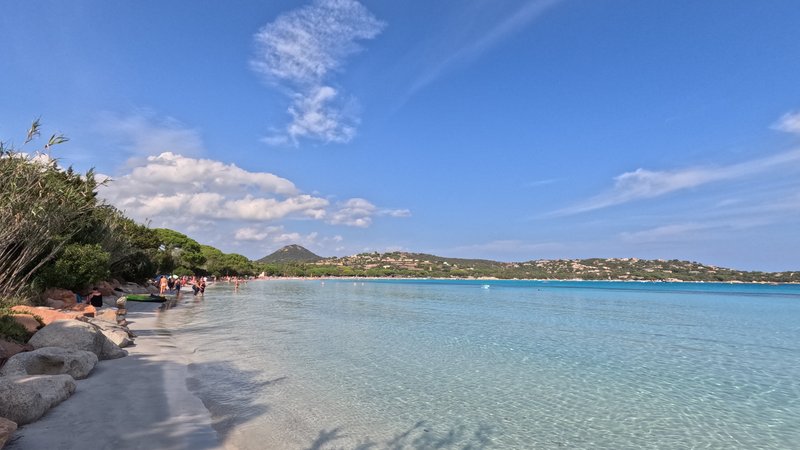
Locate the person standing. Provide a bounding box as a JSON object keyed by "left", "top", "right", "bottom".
{"left": 159, "top": 276, "right": 168, "bottom": 295}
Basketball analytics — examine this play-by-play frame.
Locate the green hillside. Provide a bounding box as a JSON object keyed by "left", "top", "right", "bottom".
{"left": 257, "top": 245, "right": 323, "bottom": 264}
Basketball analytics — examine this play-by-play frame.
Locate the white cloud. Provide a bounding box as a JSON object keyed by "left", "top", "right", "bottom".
{"left": 234, "top": 225, "right": 321, "bottom": 248}
{"left": 252, "top": 0, "right": 384, "bottom": 144}
{"left": 99, "top": 152, "right": 330, "bottom": 223}
{"left": 286, "top": 85, "right": 356, "bottom": 143}
{"left": 773, "top": 111, "right": 800, "bottom": 134}
{"left": 96, "top": 112, "right": 204, "bottom": 157}
{"left": 327, "top": 197, "right": 376, "bottom": 227}
{"left": 99, "top": 149, "right": 409, "bottom": 249}
{"left": 382, "top": 208, "right": 411, "bottom": 218}
{"left": 234, "top": 226, "right": 277, "bottom": 241}
{"left": 552, "top": 148, "right": 800, "bottom": 216}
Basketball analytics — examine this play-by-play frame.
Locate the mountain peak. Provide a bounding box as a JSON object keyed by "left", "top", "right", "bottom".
{"left": 257, "top": 245, "right": 322, "bottom": 263}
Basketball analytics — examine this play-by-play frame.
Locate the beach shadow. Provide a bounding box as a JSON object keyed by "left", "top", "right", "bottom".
{"left": 306, "top": 420, "right": 495, "bottom": 450}
{"left": 7, "top": 354, "right": 221, "bottom": 450}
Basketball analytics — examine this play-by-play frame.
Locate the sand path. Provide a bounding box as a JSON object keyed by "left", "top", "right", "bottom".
{"left": 7, "top": 300, "right": 220, "bottom": 450}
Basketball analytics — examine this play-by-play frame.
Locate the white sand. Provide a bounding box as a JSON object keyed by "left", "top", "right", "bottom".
{"left": 7, "top": 301, "right": 220, "bottom": 450}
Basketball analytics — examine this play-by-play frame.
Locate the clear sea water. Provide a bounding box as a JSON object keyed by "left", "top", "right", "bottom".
{"left": 156, "top": 279, "right": 800, "bottom": 449}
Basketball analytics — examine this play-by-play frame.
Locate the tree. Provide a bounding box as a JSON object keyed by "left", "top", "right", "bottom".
{"left": 153, "top": 228, "right": 206, "bottom": 274}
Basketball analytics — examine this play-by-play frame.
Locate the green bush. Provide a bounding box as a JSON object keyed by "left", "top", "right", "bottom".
{"left": 0, "top": 315, "right": 31, "bottom": 343}
{"left": 35, "top": 243, "right": 111, "bottom": 292}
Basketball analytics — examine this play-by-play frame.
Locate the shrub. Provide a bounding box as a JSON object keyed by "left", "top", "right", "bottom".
{"left": 0, "top": 315, "right": 31, "bottom": 343}
{"left": 35, "top": 243, "right": 111, "bottom": 292}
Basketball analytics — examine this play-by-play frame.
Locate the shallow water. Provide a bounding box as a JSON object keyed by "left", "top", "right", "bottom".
{"left": 159, "top": 280, "right": 800, "bottom": 449}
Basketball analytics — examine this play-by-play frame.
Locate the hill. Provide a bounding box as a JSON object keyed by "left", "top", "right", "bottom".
{"left": 284, "top": 251, "right": 797, "bottom": 283}
{"left": 257, "top": 245, "right": 322, "bottom": 264}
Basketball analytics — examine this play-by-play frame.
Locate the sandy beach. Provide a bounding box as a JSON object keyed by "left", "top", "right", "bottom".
{"left": 7, "top": 300, "right": 220, "bottom": 450}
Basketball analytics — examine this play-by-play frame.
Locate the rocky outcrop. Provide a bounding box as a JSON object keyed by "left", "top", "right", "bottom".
{"left": 28, "top": 319, "right": 127, "bottom": 360}
{"left": 0, "top": 417, "right": 17, "bottom": 448}
{"left": 40, "top": 288, "right": 77, "bottom": 307}
{"left": 0, "top": 347, "right": 98, "bottom": 380}
{"left": 0, "top": 375, "right": 76, "bottom": 425}
{"left": 10, "top": 306, "right": 94, "bottom": 325}
{"left": 95, "top": 280, "right": 116, "bottom": 296}
{"left": 86, "top": 318, "right": 134, "bottom": 348}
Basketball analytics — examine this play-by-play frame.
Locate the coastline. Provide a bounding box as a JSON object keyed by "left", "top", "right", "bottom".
{"left": 261, "top": 275, "right": 800, "bottom": 285}
{"left": 7, "top": 298, "right": 219, "bottom": 450}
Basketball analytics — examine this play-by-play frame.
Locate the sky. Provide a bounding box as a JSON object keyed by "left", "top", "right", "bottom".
{"left": 2, "top": 0, "right": 800, "bottom": 271}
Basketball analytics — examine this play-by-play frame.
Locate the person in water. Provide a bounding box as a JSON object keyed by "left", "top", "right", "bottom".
{"left": 159, "top": 276, "right": 168, "bottom": 295}
{"left": 88, "top": 287, "right": 103, "bottom": 308}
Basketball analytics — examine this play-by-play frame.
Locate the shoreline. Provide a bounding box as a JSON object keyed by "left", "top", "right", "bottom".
{"left": 256, "top": 276, "right": 800, "bottom": 285}
{"left": 7, "top": 298, "right": 219, "bottom": 450}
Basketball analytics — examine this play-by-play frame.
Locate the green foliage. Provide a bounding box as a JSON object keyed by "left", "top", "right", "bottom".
{"left": 34, "top": 243, "right": 111, "bottom": 292}
{"left": 0, "top": 314, "right": 33, "bottom": 343}
{"left": 0, "top": 126, "right": 99, "bottom": 299}
{"left": 154, "top": 228, "right": 206, "bottom": 274}
{"left": 252, "top": 253, "right": 799, "bottom": 283}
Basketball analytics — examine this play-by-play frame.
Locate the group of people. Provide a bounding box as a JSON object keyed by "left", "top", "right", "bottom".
{"left": 157, "top": 275, "right": 206, "bottom": 297}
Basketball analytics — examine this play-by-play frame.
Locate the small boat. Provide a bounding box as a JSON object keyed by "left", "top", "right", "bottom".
{"left": 126, "top": 294, "right": 168, "bottom": 302}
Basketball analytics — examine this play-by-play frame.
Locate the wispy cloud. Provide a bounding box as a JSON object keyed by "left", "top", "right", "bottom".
{"left": 409, "top": 0, "right": 562, "bottom": 95}
{"left": 551, "top": 148, "right": 800, "bottom": 216}
{"left": 252, "top": 0, "right": 384, "bottom": 145}
{"left": 619, "top": 223, "right": 718, "bottom": 244}
{"left": 523, "top": 178, "right": 559, "bottom": 188}
{"left": 234, "top": 225, "right": 320, "bottom": 246}
{"left": 326, "top": 198, "right": 411, "bottom": 228}
{"left": 772, "top": 111, "right": 800, "bottom": 134}
{"left": 95, "top": 111, "right": 204, "bottom": 157}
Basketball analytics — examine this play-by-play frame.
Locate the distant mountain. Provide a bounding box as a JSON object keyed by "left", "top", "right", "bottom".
{"left": 257, "top": 245, "right": 322, "bottom": 263}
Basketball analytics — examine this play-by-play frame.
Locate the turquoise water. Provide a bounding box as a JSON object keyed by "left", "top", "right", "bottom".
{"left": 158, "top": 280, "right": 800, "bottom": 449}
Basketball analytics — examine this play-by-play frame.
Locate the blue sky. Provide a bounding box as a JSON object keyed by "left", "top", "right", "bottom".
{"left": 2, "top": 0, "right": 800, "bottom": 271}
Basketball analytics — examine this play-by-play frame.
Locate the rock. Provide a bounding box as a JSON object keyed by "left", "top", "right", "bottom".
{"left": 146, "top": 284, "right": 160, "bottom": 295}
{"left": 119, "top": 282, "right": 148, "bottom": 294}
{"left": 44, "top": 298, "right": 66, "bottom": 309}
{"left": 116, "top": 297, "right": 127, "bottom": 309}
{"left": 87, "top": 318, "right": 134, "bottom": 348}
{"left": 0, "top": 347, "right": 98, "bottom": 380}
{"left": 28, "top": 319, "right": 127, "bottom": 360}
{"left": 96, "top": 280, "right": 115, "bottom": 296}
{"left": 0, "top": 340, "right": 33, "bottom": 369}
{"left": 0, "top": 417, "right": 17, "bottom": 448}
{"left": 0, "top": 375, "right": 76, "bottom": 425}
{"left": 95, "top": 308, "right": 118, "bottom": 323}
{"left": 10, "top": 314, "right": 41, "bottom": 333}
{"left": 10, "top": 306, "right": 87, "bottom": 325}
{"left": 40, "top": 288, "right": 77, "bottom": 307}
{"left": 63, "top": 303, "right": 97, "bottom": 317}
